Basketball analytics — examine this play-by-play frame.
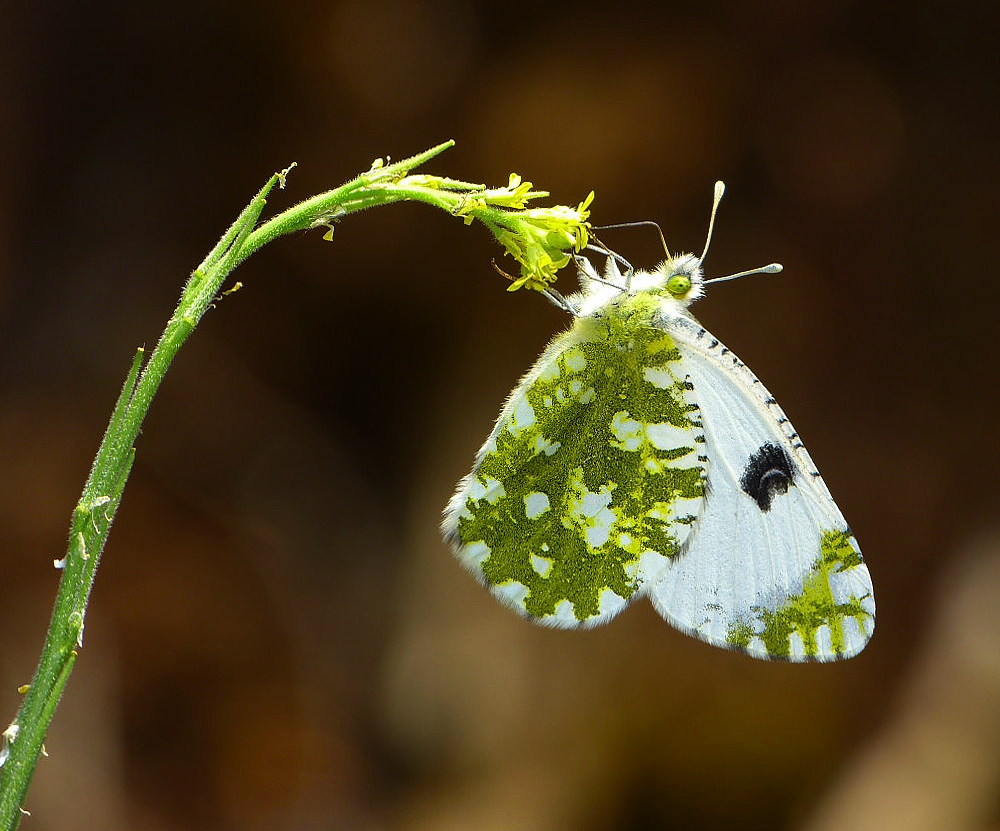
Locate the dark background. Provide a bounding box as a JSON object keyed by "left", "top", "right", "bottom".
{"left": 1, "top": 1, "right": 998, "bottom": 829}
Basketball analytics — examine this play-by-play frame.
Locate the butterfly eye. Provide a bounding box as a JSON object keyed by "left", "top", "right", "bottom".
{"left": 666, "top": 273, "right": 691, "bottom": 298}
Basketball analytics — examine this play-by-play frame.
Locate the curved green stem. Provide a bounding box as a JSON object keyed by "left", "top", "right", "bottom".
{"left": 0, "top": 139, "right": 592, "bottom": 828}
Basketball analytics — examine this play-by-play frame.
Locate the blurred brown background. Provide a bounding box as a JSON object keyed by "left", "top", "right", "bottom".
{"left": 1, "top": 1, "right": 998, "bottom": 829}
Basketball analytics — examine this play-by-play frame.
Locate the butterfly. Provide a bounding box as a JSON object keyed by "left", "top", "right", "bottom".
{"left": 442, "top": 182, "right": 874, "bottom": 661}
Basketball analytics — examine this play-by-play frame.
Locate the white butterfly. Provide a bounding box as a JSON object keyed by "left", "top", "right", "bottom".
{"left": 443, "top": 182, "right": 874, "bottom": 661}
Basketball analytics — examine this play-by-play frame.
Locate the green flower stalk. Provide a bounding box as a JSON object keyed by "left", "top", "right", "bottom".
{"left": 0, "top": 139, "right": 593, "bottom": 829}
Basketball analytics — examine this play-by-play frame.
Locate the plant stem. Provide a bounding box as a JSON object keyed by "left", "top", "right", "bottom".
{"left": 0, "top": 163, "right": 282, "bottom": 828}
{"left": 0, "top": 139, "right": 591, "bottom": 827}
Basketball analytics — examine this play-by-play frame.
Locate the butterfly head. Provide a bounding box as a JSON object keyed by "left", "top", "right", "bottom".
{"left": 654, "top": 253, "right": 705, "bottom": 305}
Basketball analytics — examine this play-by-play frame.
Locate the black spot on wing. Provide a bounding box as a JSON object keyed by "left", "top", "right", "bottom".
{"left": 740, "top": 442, "right": 796, "bottom": 512}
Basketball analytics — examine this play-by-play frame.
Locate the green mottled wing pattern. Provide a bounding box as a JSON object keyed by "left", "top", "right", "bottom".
{"left": 443, "top": 312, "right": 705, "bottom": 626}
{"left": 722, "top": 530, "right": 871, "bottom": 659}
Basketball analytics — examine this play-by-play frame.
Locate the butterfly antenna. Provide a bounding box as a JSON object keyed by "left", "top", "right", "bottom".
{"left": 705, "top": 263, "right": 783, "bottom": 284}
{"left": 698, "top": 181, "right": 783, "bottom": 283}
{"left": 698, "top": 181, "right": 725, "bottom": 266}
{"left": 592, "top": 220, "right": 672, "bottom": 261}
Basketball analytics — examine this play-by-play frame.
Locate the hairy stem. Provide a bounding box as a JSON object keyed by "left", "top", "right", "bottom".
{"left": 0, "top": 139, "right": 591, "bottom": 827}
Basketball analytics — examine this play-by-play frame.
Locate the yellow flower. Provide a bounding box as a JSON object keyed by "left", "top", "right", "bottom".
{"left": 489, "top": 189, "right": 594, "bottom": 291}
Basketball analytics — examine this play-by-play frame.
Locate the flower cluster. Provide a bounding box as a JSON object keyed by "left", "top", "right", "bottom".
{"left": 454, "top": 175, "right": 594, "bottom": 292}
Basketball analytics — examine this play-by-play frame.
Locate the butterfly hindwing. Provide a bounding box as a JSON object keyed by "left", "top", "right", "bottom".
{"left": 443, "top": 311, "right": 706, "bottom": 627}
{"left": 648, "top": 314, "right": 875, "bottom": 660}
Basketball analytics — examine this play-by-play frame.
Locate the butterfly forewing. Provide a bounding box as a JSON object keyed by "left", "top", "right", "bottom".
{"left": 648, "top": 316, "right": 875, "bottom": 660}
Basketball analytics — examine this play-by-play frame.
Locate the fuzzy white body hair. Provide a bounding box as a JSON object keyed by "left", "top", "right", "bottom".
{"left": 569, "top": 252, "right": 705, "bottom": 320}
